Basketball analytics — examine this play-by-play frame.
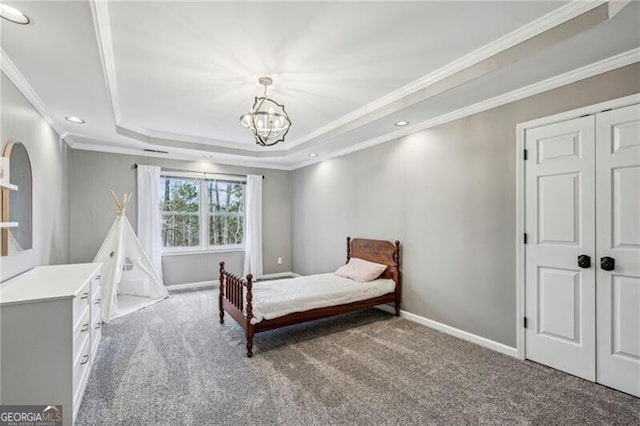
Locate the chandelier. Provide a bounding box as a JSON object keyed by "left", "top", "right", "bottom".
{"left": 240, "top": 77, "right": 292, "bottom": 147}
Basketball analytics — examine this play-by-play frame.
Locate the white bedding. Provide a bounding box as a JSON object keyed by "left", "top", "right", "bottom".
{"left": 248, "top": 273, "right": 395, "bottom": 324}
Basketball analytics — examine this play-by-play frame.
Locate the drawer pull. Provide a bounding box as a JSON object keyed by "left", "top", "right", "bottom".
{"left": 95, "top": 322, "right": 101, "bottom": 330}
{"left": 80, "top": 354, "right": 89, "bottom": 365}
{"left": 80, "top": 292, "right": 89, "bottom": 300}
{"left": 95, "top": 275, "right": 101, "bottom": 280}
{"left": 81, "top": 323, "right": 89, "bottom": 332}
{"left": 95, "top": 298, "right": 101, "bottom": 305}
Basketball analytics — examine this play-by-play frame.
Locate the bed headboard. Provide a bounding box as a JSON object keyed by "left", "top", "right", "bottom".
{"left": 346, "top": 236, "right": 400, "bottom": 283}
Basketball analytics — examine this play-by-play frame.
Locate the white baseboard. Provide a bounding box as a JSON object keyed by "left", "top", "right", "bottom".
{"left": 260, "top": 272, "right": 301, "bottom": 279}
{"left": 377, "top": 305, "right": 518, "bottom": 358}
{"left": 166, "top": 272, "right": 300, "bottom": 291}
{"left": 166, "top": 280, "right": 218, "bottom": 291}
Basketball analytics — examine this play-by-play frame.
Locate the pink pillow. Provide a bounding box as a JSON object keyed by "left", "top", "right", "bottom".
{"left": 335, "top": 257, "right": 387, "bottom": 282}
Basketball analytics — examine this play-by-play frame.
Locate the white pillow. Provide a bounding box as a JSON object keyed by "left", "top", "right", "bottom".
{"left": 335, "top": 257, "right": 387, "bottom": 282}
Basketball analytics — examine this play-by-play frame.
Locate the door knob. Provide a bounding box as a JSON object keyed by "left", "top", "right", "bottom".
{"left": 600, "top": 256, "right": 615, "bottom": 271}
{"left": 578, "top": 255, "right": 591, "bottom": 269}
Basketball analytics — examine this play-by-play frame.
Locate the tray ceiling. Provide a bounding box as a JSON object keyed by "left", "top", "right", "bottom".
{"left": 1, "top": 1, "right": 639, "bottom": 169}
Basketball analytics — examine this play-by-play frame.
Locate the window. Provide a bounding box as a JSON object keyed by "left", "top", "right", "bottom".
{"left": 207, "top": 180, "right": 245, "bottom": 246}
{"left": 159, "top": 173, "right": 245, "bottom": 251}
{"left": 160, "top": 176, "right": 201, "bottom": 248}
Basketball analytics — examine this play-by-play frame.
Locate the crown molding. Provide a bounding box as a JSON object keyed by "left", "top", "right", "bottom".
{"left": 116, "top": 121, "right": 260, "bottom": 153}
{"left": 0, "top": 48, "right": 74, "bottom": 146}
{"left": 65, "top": 137, "right": 293, "bottom": 171}
{"left": 91, "top": 0, "right": 269, "bottom": 154}
{"left": 90, "top": 0, "right": 122, "bottom": 124}
{"left": 291, "top": 47, "right": 640, "bottom": 170}
{"left": 91, "top": 0, "right": 608, "bottom": 153}
{"left": 4, "top": 28, "right": 636, "bottom": 173}
{"left": 284, "top": 0, "right": 608, "bottom": 149}
{"left": 66, "top": 47, "right": 639, "bottom": 170}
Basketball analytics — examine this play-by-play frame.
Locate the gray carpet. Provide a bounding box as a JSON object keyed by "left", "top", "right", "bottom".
{"left": 77, "top": 290, "right": 640, "bottom": 425}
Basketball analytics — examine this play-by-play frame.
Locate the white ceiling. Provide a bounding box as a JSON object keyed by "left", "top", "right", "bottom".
{"left": 1, "top": 1, "right": 639, "bottom": 169}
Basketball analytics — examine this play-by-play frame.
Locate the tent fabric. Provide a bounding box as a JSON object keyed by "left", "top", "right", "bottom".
{"left": 94, "top": 213, "right": 169, "bottom": 322}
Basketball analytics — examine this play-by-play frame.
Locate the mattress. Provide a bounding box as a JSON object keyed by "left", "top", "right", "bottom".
{"left": 249, "top": 273, "right": 395, "bottom": 324}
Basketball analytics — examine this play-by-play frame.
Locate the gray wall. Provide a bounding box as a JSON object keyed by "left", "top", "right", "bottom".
{"left": 290, "top": 63, "right": 640, "bottom": 348}
{"left": 69, "top": 150, "right": 291, "bottom": 285}
{"left": 0, "top": 72, "right": 69, "bottom": 281}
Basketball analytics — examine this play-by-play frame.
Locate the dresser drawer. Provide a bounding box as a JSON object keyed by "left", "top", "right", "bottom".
{"left": 73, "top": 338, "right": 90, "bottom": 390}
{"left": 92, "top": 293, "right": 102, "bottom": 359}
{"left": 72, "top": 281, "right": 91, "bottom": 327}
{"left": 92, "top": 298, "right": 101, "bottom": 323}
{"left": 72, "top": 309, "right": 91, "bottom": 358}
{"left": 91, "top": 321, "right": 102, "bottom": 361}
{"left": 91, "top": 274, "right": 101, "bottom": 300}
{"left": 72, "top": 338, "right": 91, "bottom": 412}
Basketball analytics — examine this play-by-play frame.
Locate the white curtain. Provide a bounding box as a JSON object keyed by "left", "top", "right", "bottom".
{"left": 137, "top": 165, "right": 164, "bottom": 283}
{"left": 243, "top": 175, "right": 263, "bottom": 279}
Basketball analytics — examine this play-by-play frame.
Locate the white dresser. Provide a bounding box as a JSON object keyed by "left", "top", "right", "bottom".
{"left": 0, "top": 263, "right": 102, "bottom": 426}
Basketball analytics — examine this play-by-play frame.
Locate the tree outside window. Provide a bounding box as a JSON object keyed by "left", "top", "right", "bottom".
{"left": 159, "top": 175, "right": 245, "bottom": 250}
{"left": 208, "top": 181, "right": 244, "bottom": 246}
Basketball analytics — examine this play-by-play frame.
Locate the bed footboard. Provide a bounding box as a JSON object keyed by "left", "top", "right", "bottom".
{"left": 219, "top": 262, "right": 255, "bottom": 357}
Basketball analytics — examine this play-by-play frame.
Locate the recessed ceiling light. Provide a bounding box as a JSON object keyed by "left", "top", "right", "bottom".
{"left": 394, "top": 121, "right": 409, "bottom": 127}
{"left": 308, "top": 153, "right": 318, "bottom": 157}
{"left": 203, "top": 154, "right": 213, "bottom": 158}
{"left": 65, "top": 116, "right": 85, "bottom": 124}
{"left": 0, "top": 4, "right": 30, "bottom": 24}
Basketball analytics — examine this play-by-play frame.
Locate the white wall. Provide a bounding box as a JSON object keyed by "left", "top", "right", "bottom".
{"left": 290, "top": 64, "right": 640, "bottom": 347}
{"left": 0, "top": 72, "right": 69, "bottom": 281}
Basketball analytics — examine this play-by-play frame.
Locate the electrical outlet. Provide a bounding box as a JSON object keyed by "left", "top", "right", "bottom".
{"left": 277, "top": 257, "right": 283, "bottom": 265}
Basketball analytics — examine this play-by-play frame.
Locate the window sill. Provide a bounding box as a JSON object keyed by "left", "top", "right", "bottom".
{"left": 162, "top": 247, "right": 245, "bottom": 257}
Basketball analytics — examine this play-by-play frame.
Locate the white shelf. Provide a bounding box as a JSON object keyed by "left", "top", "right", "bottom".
{"left": 0, "top": 182, "right": 18, "bottom": 191}
{"left": 0, "top": 222, "right": 18, "bottom": 228}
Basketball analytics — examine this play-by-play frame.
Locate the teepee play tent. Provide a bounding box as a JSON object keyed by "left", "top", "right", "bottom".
{"left": 94, "top": 191, "right": 169, "bottom": 322}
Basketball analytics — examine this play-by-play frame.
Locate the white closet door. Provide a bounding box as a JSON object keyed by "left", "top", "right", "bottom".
{"left": 525, "top": 116, "right": 596, "bottom": 380}
{"left": 596, "top": 104, "right": 640, "bottom": 397}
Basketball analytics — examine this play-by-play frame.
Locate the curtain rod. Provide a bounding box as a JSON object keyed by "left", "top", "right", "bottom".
{"left": 133, "top": 163, "right": 264, "bottom": 179}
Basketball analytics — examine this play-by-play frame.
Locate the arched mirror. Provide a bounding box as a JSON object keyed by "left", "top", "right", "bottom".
{"left": 1, "top": 141, "right": 32, "bottom": 256}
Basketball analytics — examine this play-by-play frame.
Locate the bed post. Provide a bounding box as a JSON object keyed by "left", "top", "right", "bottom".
{"left": 346, "top": 236, "right": 351, "bottom": 263}
{"left": 245, "top": 273, "right": 254, "bottom": 358}
{"left": 218, "top": 261, "right": 225, "bottom": 324}
{"left": 393, "top": 240, "right": 401, "bottom": 316}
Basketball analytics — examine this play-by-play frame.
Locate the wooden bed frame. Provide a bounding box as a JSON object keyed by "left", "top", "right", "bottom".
{"left": 218, "top": 237, "right": 401, "bottom": 357}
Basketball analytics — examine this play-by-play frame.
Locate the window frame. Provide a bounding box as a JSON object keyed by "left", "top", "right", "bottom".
{"left": 160, "top": 171, "right": 246, "bottom": 255}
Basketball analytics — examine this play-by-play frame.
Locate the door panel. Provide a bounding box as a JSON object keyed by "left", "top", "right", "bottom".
{"left": 612, "top": 167, "right": 640, "bottom": 248}
{"left": 612, "top": 276, "right": 640, "bottom": 361}
{"left": 537, "top": 173, "right": 581, "bottom": 245}
{"left": 525, "top": 115, "right": 596, "bottom": 381}
{"left": 596, "top": 104, "right": 640, "bottom": 397}
{"left": 612, "top": 120, "right": 640, "bottom": 152}
{"left": 537, "top": 267, "right": 581, "bottom": 343}
{"left": 537, "top": 132, "right": 581, "bottom": 163}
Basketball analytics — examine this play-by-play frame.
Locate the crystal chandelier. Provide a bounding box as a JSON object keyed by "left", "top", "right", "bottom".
{"left": 240, "top": 77, "right": 291, "bottom": 147}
